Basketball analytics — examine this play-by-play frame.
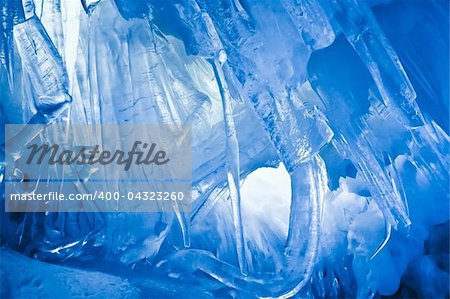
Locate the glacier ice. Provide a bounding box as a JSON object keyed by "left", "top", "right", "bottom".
{"left": 0, "top": 0, "right": 449, "bottom": 298}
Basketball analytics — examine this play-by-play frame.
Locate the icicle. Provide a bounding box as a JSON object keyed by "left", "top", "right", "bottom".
{"left": 277, "top": 155, "right": 326, "bottom": 298}
{"left": 6, "top": 0, "right": 71, "bottom": 163}
{"left": 13, "top": 0, "right": 71, "bottom": 125}
{"left": 173, "top": 202, "right": 191, "bottom": 248}
{"left": 386, "top": 154, "right": 410, "bottom": 219}
{"left": 370, "top": 221, "right": 391, "bottom": 260}
{"left": 211, "top": 50, "right": 248, "bottom": 275}
{"left": 333, "top": 133, "right": 410, "bottom": 229}
{"left": 160, "top": 155, "right": 327, "bottom": 298}
{"left": 355, "top": 135, "right": 410, "bottom": 228}
{"left": 327, "top": 0, "right": 424, "bottom": 128}
{"left": 186, "top": 0, "right": 248, "bottom": 274}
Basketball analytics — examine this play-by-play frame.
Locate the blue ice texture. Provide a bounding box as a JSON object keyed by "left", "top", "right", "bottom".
{"left": 0, "top": 0, "right": 449, "bottom": 298}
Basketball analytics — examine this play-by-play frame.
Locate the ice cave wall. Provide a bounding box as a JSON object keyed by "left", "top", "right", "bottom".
{"left": 0, "top": 0, "right": 449, "bottom": 298}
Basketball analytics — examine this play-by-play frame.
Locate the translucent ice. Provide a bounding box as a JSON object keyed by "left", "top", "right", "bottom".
{"left": 0, "top": 0, "right": 448, "bottom": 298}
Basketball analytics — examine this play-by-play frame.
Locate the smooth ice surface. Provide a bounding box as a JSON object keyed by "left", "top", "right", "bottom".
{"left": 0, "top": 0, "right": 449, "bottom": 298}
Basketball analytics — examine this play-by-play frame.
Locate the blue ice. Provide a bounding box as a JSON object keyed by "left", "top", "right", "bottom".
{"left": 0, "top": 0, "right": 448, "bottom": 298}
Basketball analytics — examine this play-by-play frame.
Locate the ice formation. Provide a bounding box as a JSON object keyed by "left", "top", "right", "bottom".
{"left": 0, "top": 0, "right": 448, "bottom": 298}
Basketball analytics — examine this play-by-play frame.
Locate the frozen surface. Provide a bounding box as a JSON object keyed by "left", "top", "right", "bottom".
{"left": 0, "top": 0, "right": 449, "bottom": 298}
